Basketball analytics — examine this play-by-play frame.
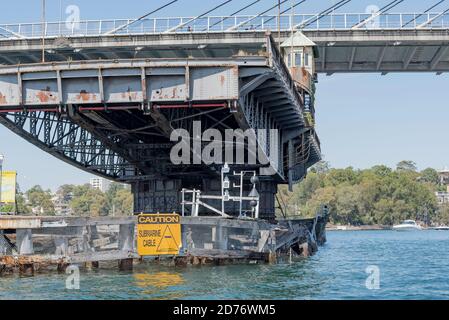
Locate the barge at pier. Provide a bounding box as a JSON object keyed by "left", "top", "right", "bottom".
{"left": 0, "top": 212, "right": 328, "bottom": 275}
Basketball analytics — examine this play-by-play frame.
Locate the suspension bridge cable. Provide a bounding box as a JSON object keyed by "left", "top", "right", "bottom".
{"left": 255, "top": 0, "right": 307, "bottom": 29}
{"left": 105, "top": 0, "right": 180, "bottom": 35}
{"left": 295, "top": 0, "right": 352, "bottom": 29}
{"left": 165, "top": 0, "right": 234, "bottom": 33}
{"left": 417, "top": 5, "right": 449, "bottom": 28}
{"left": 226, "top": 0, "right": 290, "bottom": 31}
{"left": 352, "top": 0, "right": 405, "bottom": 29}
{"left": 202, "top": 0, "right": 262, "bottom": 31}
{"left": 402, "top": 0, "right": 445, "bottom": 27}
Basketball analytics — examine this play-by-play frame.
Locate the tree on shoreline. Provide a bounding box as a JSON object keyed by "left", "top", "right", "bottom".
{"left": 280, "top": 161, "right": 442, "bottom": 226}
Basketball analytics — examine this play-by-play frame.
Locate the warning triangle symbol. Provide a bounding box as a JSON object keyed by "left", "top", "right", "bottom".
{"left": 156, "top": 225, "right": 179, "bottom": 253}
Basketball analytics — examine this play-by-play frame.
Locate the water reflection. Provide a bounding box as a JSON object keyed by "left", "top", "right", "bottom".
{"left": 3, "top": 231, "right": 449, "bottom": 299}
{"left": 134, "top": 271, "right": 186, "bottom": 299}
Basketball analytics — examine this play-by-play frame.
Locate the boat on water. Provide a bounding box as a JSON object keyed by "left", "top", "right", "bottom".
{"left": 429, "top": 226, "right": 449, "bottom": 231}
{"left": 392, "top": 220, "right": 422, "bottom": 231}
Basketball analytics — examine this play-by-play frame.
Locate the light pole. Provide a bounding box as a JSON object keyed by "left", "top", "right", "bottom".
{"left": 0, "top": 155, "right": 4, "bottom": 211}
{"left": 42, "top": 0, "right": 46, "bottom": 63}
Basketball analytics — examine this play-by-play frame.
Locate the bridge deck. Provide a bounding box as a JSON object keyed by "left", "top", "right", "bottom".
{"left": 1, "top": 12, "right": 449, "bottom": 39}
{"left": 0, "top": 27, "right": 448, "bottom": 73}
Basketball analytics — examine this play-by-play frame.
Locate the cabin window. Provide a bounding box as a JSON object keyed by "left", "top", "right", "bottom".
{"left": 295, "top": 53, "right": 302, "bottom": 67}
{"left": 287, "top": 53, "right": 292, "bottom": 67}
{"left": 304, "top": 53, "right": 312, "bottom": 67}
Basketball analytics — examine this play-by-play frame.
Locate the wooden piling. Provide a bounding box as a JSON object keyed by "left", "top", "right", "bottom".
{"left": 57, "top": 263, "right": 68, "bottom": 273}
{"left": 118, "top": 258, "right": 134, "bottom": 271}
{"left": 19, "top": 263, "right": 34, "bottom": 276}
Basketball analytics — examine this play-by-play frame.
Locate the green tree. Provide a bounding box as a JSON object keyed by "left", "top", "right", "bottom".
{"left": 16, "top": 192, "right": 31, "bottom": 214}
{"left": 279, "top": 162, "right": 440, "bottom": 226}
{"left": 105, "top": 183, "right": 133, "bottom": 216}
{"left": 70, "top": 184, "right": 107, "bottom": 216}
{"left": 396, "top": 160, "right": 417, "bottom": 172}
{"left": 26, "top": 185, "right": 55, "bottom": 215}
{"left": 310, "top": 161, "right": 330, "bottom": 174}
{"left": 57, "top": 184, "right": 75, "bottom": 202}
{"left": 420, "top": 168, "right": 440, "bottom": 185}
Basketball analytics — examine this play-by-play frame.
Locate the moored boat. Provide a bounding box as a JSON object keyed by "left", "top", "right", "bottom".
{"left": 393, "top": 220, "right": 422, "bottom": 231}
{"left": 429, "top": 226, "right": 449, "bottom": 231}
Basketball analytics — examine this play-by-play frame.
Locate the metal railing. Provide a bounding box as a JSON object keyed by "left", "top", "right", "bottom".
{"left": 1, "top": 12, "right": 449, "bottom": 40}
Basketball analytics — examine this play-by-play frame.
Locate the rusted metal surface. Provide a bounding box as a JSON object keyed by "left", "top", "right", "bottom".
{"left": 0, "top": 250, "right": 139, "bottom": 267}
{"left": 290, "top": 67, "right": 314, "bottom": 94}
{"left": 0, "top": 216, "right": 136, "bottom": 230}
{"left": 0, "top": 61, "right": 244, "bottom": 109}
{"left": 0, "top": 217, "right": 41, "bottom": 229}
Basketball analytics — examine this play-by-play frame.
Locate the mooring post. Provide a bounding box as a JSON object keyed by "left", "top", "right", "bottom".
{"left": 215, "top": 223, "right": 228, "bottom": 250}
{"left": 118, "top": 223, "right": 135, "bottom": 271}
{"left": 88, "top": 225, "right": 99, "bottom": 269}
{"left": 54, "top": 236, "right": 69, "bottom": 272}
{"left": 0, "top": 230, "right": 6, "bottom": 256}
{"left": 267, "top": 229, "right": 277, "bottom": 264}
{"left": 16, "top": 229, "right": 34, "bottom": 275}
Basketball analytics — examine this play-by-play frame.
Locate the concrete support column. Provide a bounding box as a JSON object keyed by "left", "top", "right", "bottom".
{"left": 215, "top": 225, "right": 228, "bottom": 250}
{"left": 16, "top": 229, "right": 33, "bottom": 255}
{"left": 16, "top": 229, "right": 34, "bottom": 276}
{"left": 87, "top": 225, "right": 99, "bottom": 268}
{"left": 119, "top": 224, "right": 135, "bottom": 252}
{"left": 54, "top": 237, "right": 68, "bottom": 255}
{"left": 118, "top": 224, "right": 135, "bottom": 271}
{"left": 54, "top": 236, "right": 69, "bottom": 272}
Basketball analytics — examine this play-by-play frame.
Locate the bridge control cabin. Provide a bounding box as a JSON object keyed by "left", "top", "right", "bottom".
{"left": 281, "top": 31, "right": 318, "bottom": 94}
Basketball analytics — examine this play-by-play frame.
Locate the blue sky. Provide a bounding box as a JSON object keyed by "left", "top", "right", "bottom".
{"left": 0, "top": 0, "right": 448, "bottom": 191}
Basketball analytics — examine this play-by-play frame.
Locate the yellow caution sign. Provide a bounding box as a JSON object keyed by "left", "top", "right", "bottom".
{"left": 0, "top": 171, "right": 17, "bottom": 204}
{"left": 137, "top": 214, "right": 182, "bottom": 256}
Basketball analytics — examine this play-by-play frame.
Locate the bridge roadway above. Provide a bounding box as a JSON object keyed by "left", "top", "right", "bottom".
{"left": 1, "top": 13, "right": 449, "bottom": 73}
{"left": 0, "top": 29, "right": 449, "bottom": 74}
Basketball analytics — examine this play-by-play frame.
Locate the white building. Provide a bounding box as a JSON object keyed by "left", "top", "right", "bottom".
{"left": 90, "top": 178, "right": 112, "bottom": 193}
{"left": 438, "top": 167, "right": 449, "bottom": 187}
{"left": 436, "top": 191, "right": 449, "bottom": 205}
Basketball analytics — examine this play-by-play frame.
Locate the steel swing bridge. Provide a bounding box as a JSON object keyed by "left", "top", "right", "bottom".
{"left": 1, "top": 0, "right": 449, "bottom": 219}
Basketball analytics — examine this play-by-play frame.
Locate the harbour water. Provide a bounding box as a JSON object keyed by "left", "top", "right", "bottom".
{"left": 1, "top": 230, "right": 449, "bottom": 300}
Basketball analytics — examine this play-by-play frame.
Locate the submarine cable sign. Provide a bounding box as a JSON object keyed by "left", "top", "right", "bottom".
{"left": 137, "top": 214, "right": 182, "bottom": 256}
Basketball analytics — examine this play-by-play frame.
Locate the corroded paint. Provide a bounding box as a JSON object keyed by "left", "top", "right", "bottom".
{"left": 0, "top": 93, "right": 7, "bottom": 105}
{"left": 151, "top": 85, "right": 185, "bottom": 101}
{"left": 36, "top": 88, "right": 58, "bottom": 103}
{"left": 290, "top": 67, "right": 313, "bottom": 94}
{"left": 0, "top": 217, "right": 41, "bottom": 229}
{"left": 120, "top": 87, "right": 139, "bottom": 101}
{"left": 76, "top": 90, "right": 98, "bottom": 103}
